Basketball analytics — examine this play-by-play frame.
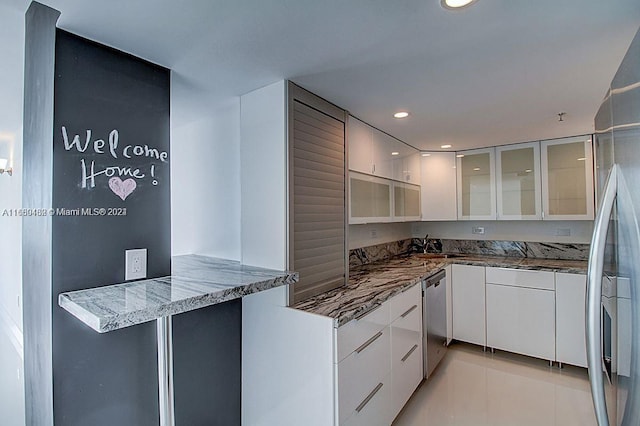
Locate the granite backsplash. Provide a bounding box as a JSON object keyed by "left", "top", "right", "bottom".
{"left": 349, "top": 238, "right": 590, "bottom": 268}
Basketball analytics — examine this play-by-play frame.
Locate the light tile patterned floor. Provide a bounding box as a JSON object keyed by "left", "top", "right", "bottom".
{"left": 393, "top": 343, "right": 597, "bottom": 426}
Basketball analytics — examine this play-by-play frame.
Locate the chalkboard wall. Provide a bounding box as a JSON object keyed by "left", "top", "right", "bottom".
{"left": 52, "top": 29, "right": 170, "bottom": 425}
{"left": 49, "top": 29, "right": 242, "bottom": 426}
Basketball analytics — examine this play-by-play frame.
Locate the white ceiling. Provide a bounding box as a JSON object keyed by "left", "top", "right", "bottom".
{"left": 14, "top": 0, "right": 640, "bottom": 151}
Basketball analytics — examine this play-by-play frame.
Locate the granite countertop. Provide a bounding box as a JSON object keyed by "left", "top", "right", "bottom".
{"left": 293, "top": 253, "right": 587, "bottom": 327}
{"left": 59, "top": 254, "right": 298, "bottom": 333}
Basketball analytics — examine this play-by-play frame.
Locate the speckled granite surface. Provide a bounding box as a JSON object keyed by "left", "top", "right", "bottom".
{"left": 59, "top": 255, "right": 298, "bottom": 333}
{"left": 294, "top": 253, "right": 587, "bottom": 327}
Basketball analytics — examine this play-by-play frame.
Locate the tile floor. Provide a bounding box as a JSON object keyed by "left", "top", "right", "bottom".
{"left": 393, "top": 343, "right": 597, "bottom": 426}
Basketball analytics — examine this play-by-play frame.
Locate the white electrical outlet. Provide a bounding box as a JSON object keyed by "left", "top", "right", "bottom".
{"left": 472, "top": 226, "right": 485, "bottom": 235}
{"left": 125, "top": 248, "right": 147, "bottom": 281}
{"left": 370, "top": 229, "right": 378, "bottom": 238}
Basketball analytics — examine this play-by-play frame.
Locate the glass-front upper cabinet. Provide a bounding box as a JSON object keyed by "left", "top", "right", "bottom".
{"left": 457, "top": 147, "right": 496, "bottom": 220}
{"left": 541, "top": 135, "right": 595, "bottom": 220}
{"left": 393, "top": 182, "right": 421, "bottom": 221}
{"left": 495, "top": 142, "right": 542, "bottom": 220}
{"left": 349, "top": 171, "right": 392, "bottom": 224}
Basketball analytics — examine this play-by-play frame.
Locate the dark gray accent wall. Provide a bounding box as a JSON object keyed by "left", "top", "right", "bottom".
{"left": 22, "top": 3, "right": 59, "bottom": 425}
{"left": 172, "top": 300, "right": 242, "bottom": 425}
{"left": 51, "top": 29, "right": 170, "bottom": 426}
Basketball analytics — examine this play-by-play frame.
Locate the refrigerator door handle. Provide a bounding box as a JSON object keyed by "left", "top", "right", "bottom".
{"left": 586, "top": 164, "right": 617, "bottom": 426}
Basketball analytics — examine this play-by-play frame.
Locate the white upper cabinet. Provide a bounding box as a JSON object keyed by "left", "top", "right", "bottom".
{"left": 541, "top": 136, "right": 595, "bottom": 220}
{"left": 348, "top": 115, "right": 420, "bottom": 183}
{"left": 370, "top": 130, "right": 394, "bottom": 179}
{"left": 391, "top": 140, "right": 421, "bottom": 184}
{"left": 496, "top": 142, "right": 542, "bottom": 220}
{"left": 457, "top": 147, "right": 496, "bottom": 220}
{"left": 348, "top": 116, "right": 374, "bottom": 175}
{"left": 420, "top": 152, "right": 457, "bottom": 221}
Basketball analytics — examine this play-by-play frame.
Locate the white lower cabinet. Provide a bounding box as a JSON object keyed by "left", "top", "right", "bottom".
{"left": 338, "top": 326, "right": 391, "bottom": 424}
{"left": 485, "top": 268, "right": 555, "bottom": 360}
{"left": 555, "top": 272, "right": 587, "bottom": 367}
{"left": 337, "top": 282, "right": 423, "bottom": 425}
{"left": 390, "top": 283, "right": 422, "bottom": 419}
{"left": 343, "top": 374, "right": 393, "bottom": 426}
{"left": 452, "top": 264, "right": 486, "bottom": 346}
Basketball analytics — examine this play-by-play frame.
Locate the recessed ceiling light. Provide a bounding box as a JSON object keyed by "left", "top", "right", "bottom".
{"left": 441, "top": 144, "right": 452, "bottom": 149}
{"left": 394, "top": 111, "right": 410, "bottom": 119}
{"left": 441, "top": 0, "right": 479, "bottom": 10}
{"left": 421, "top": 153, "right": 431, "bottom": 157}
{"left": 577, "top": 157, "right": 586, "bottom": 161}
{"left": 391, "top": 151, "right": 400, "bottom": 156}
{"left": 456, "top": 154, "right": 465, "bottom": 158}
{"left": 525, "top": 169, "right": 532, "bottom": 173}
{"left": 473, "top": 167, "right": 481, "bottom": 171}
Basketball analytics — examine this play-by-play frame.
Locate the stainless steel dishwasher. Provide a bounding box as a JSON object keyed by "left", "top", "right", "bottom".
{"left": 422, "top": 269, "right": 448, "bottom": 379}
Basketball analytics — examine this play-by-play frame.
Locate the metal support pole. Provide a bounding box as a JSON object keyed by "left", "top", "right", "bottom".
{"left": 157, "top": 316, "right": 175, "bottom": 426}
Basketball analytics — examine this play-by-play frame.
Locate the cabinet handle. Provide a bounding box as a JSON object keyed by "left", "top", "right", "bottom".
{"left": 355, "top": 382, "right": 384, "bottom": 413}
{"left": 400, "top": 304, "right": 418, "bottom": 318}
{"left": 372, "top": 164, "right": 376, "bottom": 174}
{"left": 354, "top": 302, "right": 382, "bottom": 321}
{"left": 401, "top": 344, "right": 419, "bottom": 362}
{"left": 355, "top": 331, "right": 383, "bottom": 354}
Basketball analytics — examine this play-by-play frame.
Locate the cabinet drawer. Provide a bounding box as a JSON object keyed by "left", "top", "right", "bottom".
{"left": 389, "top": 282, "right": 421, "bottom": 322}
{"left": 338, "top": 326, "right": 391, "bottom": 424}
{"left": 486, "top": 267, "right": 554, "bottom": 290}
{"left": 337, "top": 300, "right": 390, "bottom": 362}
{"left": 391, "top": 339, "right": 423, "bottom": 421}
{"left": 391, "top": 305, "right": 421, "bottom": 368}
{"left": 342, "top": 374, "right": 392, "bottom": 426}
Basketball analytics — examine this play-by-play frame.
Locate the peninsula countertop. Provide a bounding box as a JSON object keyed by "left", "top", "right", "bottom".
{"left": 293, "top": 253, "right": 587, "bottom": 327}
{"left": 59, "top": 254, "right": 298, "bottom": 333}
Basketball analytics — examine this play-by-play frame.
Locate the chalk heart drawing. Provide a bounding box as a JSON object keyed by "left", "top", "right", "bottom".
{"left": 108, "top": 177, "right": 137, "bottom": 201}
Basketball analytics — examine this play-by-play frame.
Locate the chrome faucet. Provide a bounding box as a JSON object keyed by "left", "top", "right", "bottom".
{"left": 423, "top": 234, "right": 429, "bottom": 254}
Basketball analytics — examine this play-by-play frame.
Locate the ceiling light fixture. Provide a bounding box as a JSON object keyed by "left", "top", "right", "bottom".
{"left": 577, "top": 157, "right": 586, "bottom": 161}
{"left": 473, "top": 167, "right": 481, "bottom": 171}
{"left": 441, "top": 144, "right": 452, "bottom": 149}
{"left": 441, "top": 0, "right": 479, "bottom": 10}
{"left": 421, "top": 153, "right": 431, "bottom": 157}
{"left": 394, "top": 111, "right": 410, "bottom": 119}
{"left": 456, "top": 154, "right": 465, "bottom": 158}
{"left": 391, "top": 152, "right": 400, "bottom": 156}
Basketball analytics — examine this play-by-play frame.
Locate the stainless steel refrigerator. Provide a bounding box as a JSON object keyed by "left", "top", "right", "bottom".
{"left": 588, "top": 26, "right": 640, "bottom": 426}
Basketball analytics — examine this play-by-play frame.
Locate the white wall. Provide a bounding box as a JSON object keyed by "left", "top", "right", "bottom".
{"left": 411, "top": 220, "right": 594, "bottom": 244}
{"left": 349, "top": 220, "right": 593, "bottom": 250}
{"left": 170, "top": 86, "right": 241, "bottom": 261}
{"left": 348, "top": 223, "right": 413, "bottom": 250}
{"left": 240, "top": 81, "right": 287, "bottom": 270}
{"left": 0, "top": 3, "right": 26, "bottom": 426}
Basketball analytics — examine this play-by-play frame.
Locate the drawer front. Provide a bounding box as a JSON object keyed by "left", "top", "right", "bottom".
{"left": 389, "top": 282, "right": 422, "bottom": 322}
{"left": 391, "top": 338, "right": 423, "bottom": 421}
{"left": 338, "top": 326, "right": 391, "bottom": 424}
{"left": 486, "top": 267, "right": 555, "bottom": 290}
{"left": 342, "top": 374, "right": 392, "bottom": 426}
{"left": 391, "top": 304, "right": 422, "bottom": 367}
{"left": 337, "top": 300, "right": 390, "bottom": 362}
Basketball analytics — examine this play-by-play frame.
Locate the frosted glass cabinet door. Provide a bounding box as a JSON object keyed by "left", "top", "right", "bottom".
{"left": 349, "top": 171, "right": 392, "bottom": 224}
{"left": 393, "top": 182, "right": 421, "bottom": 221}
{"left": 457, "top": 148, "right": 496, "bottom": 220}
{"left": 541, "top": 136, "right": 595, "bottom": 220}
{"left": 495, "top": 142, "right": 542, "bottom": 220}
